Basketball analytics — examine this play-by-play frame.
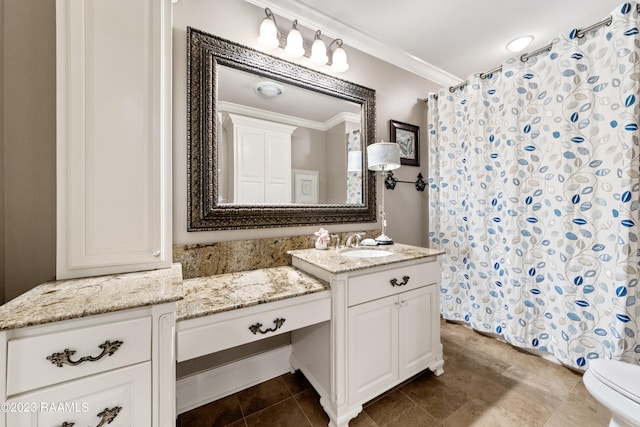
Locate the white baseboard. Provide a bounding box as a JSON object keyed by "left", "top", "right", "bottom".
{"left": 176, "top": 344, "right": 293, "bottom": 414}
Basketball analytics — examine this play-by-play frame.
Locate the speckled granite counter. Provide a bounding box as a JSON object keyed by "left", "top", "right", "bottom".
{"left": 176, "top": 266, "right": 329, "bottom": 321}
{"left": 0, "top": 264, "right": 184, "bottom": 331}
{"left": 288, "top": 243, "right": 444, "bottom": 274}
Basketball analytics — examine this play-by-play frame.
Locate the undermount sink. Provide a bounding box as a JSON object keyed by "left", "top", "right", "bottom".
{"left": 341, "top": 249, "right": 393, "bottom": 258}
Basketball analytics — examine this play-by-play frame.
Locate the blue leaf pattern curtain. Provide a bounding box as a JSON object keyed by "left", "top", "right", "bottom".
{"left": 428, "top": 2, "right": 640, "bottom": 369}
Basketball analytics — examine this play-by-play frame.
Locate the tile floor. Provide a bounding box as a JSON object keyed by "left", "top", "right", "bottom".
{"left": 176, "top": 319, "right": 612, "bottom": 426}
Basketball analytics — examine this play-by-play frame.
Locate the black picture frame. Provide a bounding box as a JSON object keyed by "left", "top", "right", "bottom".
{"left": 390, "top": 120, "right": 420, "bottom": 166}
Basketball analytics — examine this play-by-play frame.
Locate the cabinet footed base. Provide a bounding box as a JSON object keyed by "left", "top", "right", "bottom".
{"left": 320, "top": 397, "right": 363, "bottom": 427}
{"left": 430, "top": 358, "right": 445, "bottom": 376}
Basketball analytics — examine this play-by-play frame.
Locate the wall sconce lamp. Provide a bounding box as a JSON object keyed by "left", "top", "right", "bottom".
{"left": 258, "top": 8, "right": 349, "bottom": 72}
{"left": 367, "top": 142, "right": 401, "bottom": 244}
{"left": 347, "top": 151, "right": 362, "bottom": 173}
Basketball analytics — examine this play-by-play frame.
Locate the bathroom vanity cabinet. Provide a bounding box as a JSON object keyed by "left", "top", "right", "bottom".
{"left": 0, "top": 266, "right": 181, "bottom": 427}
{"left": 55, "top": 0, "right": 172, "bottom": 279}
{"left": 288, "top": 245, "right": 444, "bottom": 426}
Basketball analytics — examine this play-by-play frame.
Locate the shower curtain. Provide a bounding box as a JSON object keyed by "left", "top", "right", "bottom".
{"left": 428, "top": 2, "right": 640, "bottom": 369}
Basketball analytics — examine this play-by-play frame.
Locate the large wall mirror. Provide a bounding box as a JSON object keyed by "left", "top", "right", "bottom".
{"left": 188, "top": 27, "right": 377, "bottom": 230}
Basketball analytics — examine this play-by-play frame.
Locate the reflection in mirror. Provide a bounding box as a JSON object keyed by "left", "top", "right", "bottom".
{"left": 217, "top": 65, "right": 363, "bottom": 205}
{"left": 187, "top": 27, "right": 377, "bottom": 231}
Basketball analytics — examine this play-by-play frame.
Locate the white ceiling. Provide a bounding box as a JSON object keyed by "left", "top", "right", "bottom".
{"left": 247, "top": 0, "right": 626, "bottom": 85}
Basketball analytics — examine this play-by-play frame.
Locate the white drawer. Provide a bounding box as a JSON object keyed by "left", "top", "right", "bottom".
{"left": 7, "top": 316, "right": 151, "bottom": 396}
{"left": 348, "top": 260, "right": 439, "bottom": 306}
{"left": 177, "top": 293, "right": 331, "bottom": 362}
{"left": 6, "top": 362, "right": 151, "bottom": 427}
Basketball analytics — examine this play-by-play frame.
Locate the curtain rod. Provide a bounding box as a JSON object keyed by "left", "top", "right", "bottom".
{"left": 443, "top": 7, "right": 632, "bottom": 94}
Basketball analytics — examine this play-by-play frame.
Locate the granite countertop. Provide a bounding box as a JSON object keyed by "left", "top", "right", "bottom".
{"left": 0, "top": 264, "right": 184, "bottom": 331}
{"left": 288, "top": 243, "right": 444, "bottom": 274}
{"left": 176, "top": 266, "right": 329, "bottom": 322}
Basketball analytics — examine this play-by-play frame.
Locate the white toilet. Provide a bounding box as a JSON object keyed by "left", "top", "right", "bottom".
{"left": 583, "top": 359, "right": 640, "bottom": 427}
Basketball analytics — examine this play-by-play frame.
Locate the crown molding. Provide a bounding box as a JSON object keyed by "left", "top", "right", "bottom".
{"left": 219, "top": 101, "right": 361, "bottom": 131}
{"left": 245, "top": 0, "right": 461, "bottom": 86}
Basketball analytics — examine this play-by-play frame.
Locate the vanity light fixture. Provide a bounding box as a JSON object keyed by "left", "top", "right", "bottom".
{"left": 257, "top": 8, "right": 349, "bottom": 72}
{"left": 367, "top": 141, "right": 401, "bottom": 244}
{"left": 506, "top": 35, "right": 534, "bottom": 52}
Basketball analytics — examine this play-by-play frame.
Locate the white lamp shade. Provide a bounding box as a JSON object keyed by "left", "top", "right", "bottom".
{"left": 331, "top": 46, "right": 349, "bottom": 72}
{"left": 310, "top": 39, "right": 328, "bottom": 64}
{"left": 367, "top": 142, "right": 401, "bottom": 171}
{"left": 347, "top": 150, "right": 362, "bottom": 172}
{"left": 285, "top": 28, "right": 305, "bottom": 57}
{"left": 258, "top": 18, "right": 279, "bottom": 49}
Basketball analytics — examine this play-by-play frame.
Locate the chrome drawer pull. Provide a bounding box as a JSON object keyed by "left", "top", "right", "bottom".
{"left": 390, "top": 275, "right": 410, "bottom": 287}
{"left": 249, "top": 318, "right": 286, "bottom": 335}
{"left": 57, "top": 406, "right": 121, "bottom": 427}
{"left": 46, "top": 340, "right": 123, "bottom": 367}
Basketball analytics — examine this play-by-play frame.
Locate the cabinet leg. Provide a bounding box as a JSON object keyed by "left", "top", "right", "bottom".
{"left": 320, "top": 398, "right": 363, "bottom": 427}
{"left": 288, "top": 354, "right": 297, "bottom": 374}
{"left": 429, "top": 359, "right": 445, "bottom": 376}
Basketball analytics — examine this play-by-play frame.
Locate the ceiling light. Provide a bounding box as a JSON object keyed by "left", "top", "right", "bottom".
{"left": 506, "top": 35, "right": 534, "bottom": 53}
{"left": 254, "top": 81, "right": 284, "bottom": 98}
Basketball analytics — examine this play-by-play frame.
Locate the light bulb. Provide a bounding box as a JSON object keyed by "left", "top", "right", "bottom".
{"left": 331, "top": 46, "right": 349, "bottom": 72}
{"left": 310, "top": 39, "right": 328, "bottom": 64}
{"left": 285, "top": 24, "right": 305, "bottom": 58}
{"left": 258, "top": 17, "right": 279, "bottom": 49}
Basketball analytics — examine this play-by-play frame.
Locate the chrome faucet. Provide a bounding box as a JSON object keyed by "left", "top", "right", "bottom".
{"left": 345, "top": 233, "right": 363, "bottom": 248}
{"left": 331, "top": 234, "right": 341, "bottom": 250}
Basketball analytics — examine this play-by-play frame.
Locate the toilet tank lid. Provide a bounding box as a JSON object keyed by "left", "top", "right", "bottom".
{"left": 588, "top": 359, "right": 640, "bottom": 404}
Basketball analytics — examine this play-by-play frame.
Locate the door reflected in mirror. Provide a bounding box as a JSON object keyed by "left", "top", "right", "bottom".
{"left": 217, "top": 65, "right": 363, "bottom": 205}
{"left": 187, "top": 27, "right": 377, "bottom": 231}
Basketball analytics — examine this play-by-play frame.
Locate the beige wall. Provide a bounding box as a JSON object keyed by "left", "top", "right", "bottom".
{"left": 171, "top": 0, "right": 440, "bottom": 375}
{"left": 0, "top": 0, "right": 441, "bottom": 300}
{"left": 172, "top": 0, "right": 441, "bottom": 247}
{"left": 2, "top": 0, "right": 57, "bottom": 302}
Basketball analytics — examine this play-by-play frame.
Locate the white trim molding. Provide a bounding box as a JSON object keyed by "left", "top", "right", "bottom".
{"left": 176, "top": 345, "right": 292, "bottom": 414}
{"left": 219, "top": 101, "right": 360, "bottom": 132}
{"left": 245, "top": 0, "right": 461, "bottom": 86}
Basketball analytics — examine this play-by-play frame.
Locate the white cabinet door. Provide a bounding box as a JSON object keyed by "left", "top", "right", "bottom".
{"left": 264, "top": 131, "right": 292, "bottom": 203}
{"left": 56, "top": 0, "right": 172, "bottom": 279}
{"left": 348, "top": 295, "right": 398, "bottom": 405}
{"left": 235, "top": 125, "right": 266, "bottom": 203}
{"left": 398, "top": 286, "right": 437, "bottom": 379}
{"left": 6, "top": 362, "right": 151, "bottom": 427}
{"left": 227, "top": 114, "right": 295, "bottom": 204}
{"left": 348, "top": 285, "right": 438, "bottom": 405}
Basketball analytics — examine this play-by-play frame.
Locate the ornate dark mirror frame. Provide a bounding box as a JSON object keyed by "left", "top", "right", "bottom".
{"left": 187, "top": 27, "right": 377, "bottom": 231}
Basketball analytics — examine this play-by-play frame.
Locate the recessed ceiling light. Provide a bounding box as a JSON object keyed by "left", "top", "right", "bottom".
{"left": 254, "top": 81, "right": 284, "bottom": 98}
{"left": 506, "top": 35, "right": 534, "bottom": 53}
